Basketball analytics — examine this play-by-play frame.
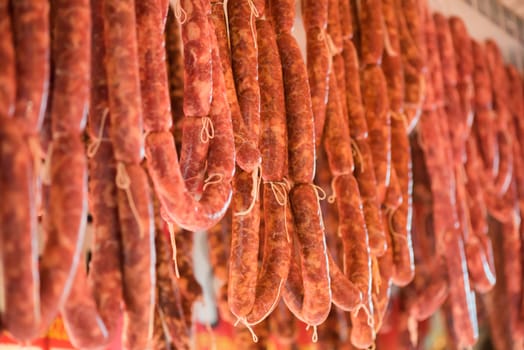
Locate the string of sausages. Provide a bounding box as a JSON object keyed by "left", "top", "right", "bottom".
{"left": 0, "top": 0, "right": 524, "bottom": 349}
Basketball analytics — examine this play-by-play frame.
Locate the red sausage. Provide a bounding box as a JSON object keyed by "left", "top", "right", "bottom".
{"left": 0, "top": 0, "right": 15, "bottom": 118}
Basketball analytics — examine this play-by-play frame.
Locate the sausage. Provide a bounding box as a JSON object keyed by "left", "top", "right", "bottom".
{"left": 382, "top": 0, "right": 404, "bottom": 114}
{"left": 61, "top": 257, "right": 109, "bottom": 350}
{"left": 165, "top": 8, "right": 185, "bottom": 136}
{"left": 323, "top": 71, "right": 354, "bottom": 176}
{"left": 174, "top": 230, "right": 203, "bottom": 328}
{"left": 87, "top": 141, "right": 124, "bottom": 342}
{"left": 136, "top": 0, "right": 172, "bottom": 134}
{"left": 433, "top": 13, "right": 457, "bottom": 88}
{"left": 343, "top": 40, "right": 368, "bottom": 140}
{"left": 361, "top": 65, "right": 391, "bottom": 204}
{"left": 390, "top": 114, "right": 414, "bottom": 286}
{"left": 180, "top": 0, "right": 212, "bottom": 117}
{"left": 338, "top": 0, "right": 353, "bottom": 41}
{"left": 0, "top": 120, "right": 40, "bottom": 340}
{"left": 145, "top": 31, "right": 235, "bottom": 231}
{"left": 228, "top": 168, "right": 261, "bottom": 319}
{"left": 11, "top": 0, "right": 50, "bottom": 132}
{"left": 444, "top": 232, "right": 479, "bottom": 347}
{"left": 228, "top": 0, "right": 261, "bottom": 144}
{"left": 103, "top": 0, "right": 144, "bottom": 164}
{"left": 395, "top": 0, "right": 425, "bottom": 132}
{"left": 350, "top": 307, "right": 375, "bottom": 349}
{"left": 353, "top": 138, "right": 388, "bottom": 257}
{"left": 277, "top": 32, "right": 316, "bottom": 184}
{"left": 40, "top": 136, "right": 88, "bottom": 335}
{"left": 357, "top": 0, "right": 384, "bottom": 66}
{"left": 302, "top": 0, "right": 328, "bottom": 31}
{"left": 257, "top": 18, "right": 287, "bottom": 182}
{"left": 270, "top": 0, "right": 295, "bottom": 34}
{"left": 86, "top": 2, "right": 125, "bottom": 340}
{"left": 289, "top": 184, "right": 331, "bottom": 326}
{"left": 0, "top": 0, "right": 15, "bottom": 118}
{"left": 211, "top": 2, "right": 261, "bottom": 172}
{"left": 245, "top": 183, "right": 291, "bottom": 325}
{"left": 116, "top": 164, "right": 155, "bottom": 350}
{"left": 156, "top": 228, "right": 190, "bottom": 350}
{"left": 306, "top": 28, "right": 330, "bottom": 148}
{"left": 383, "top": 168, "right": 403, "bottom": 211}
{"left": 328, "top": 250, "right": 362, "bottom": 312}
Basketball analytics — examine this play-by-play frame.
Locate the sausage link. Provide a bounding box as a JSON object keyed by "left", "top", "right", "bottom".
{"left": 257, "top": 18, "right": 288, "bottom": 181}
{"left": 180, "top": 0, "right": 212, "bottom": 116}
{"left": 327, "top": 0, "right": 342, "bottom": 53}
{"left": 307, "top": 27, "right": 330, "bottom": 148}
{"left": 245, "top": 183, "right": 291, "bottom": 325}
{"left": 40, "top": 136, "right": 88, "bottom": 336}
{"left": 103, "top": 0, "right": 144, "bottom": 163}
{"left": 464, "top": 138, "right": 489, "bottom": 239}
{"left": 11, "top": 0, "right": 50, "bottom": 132}
{"left": 449, "top": 17, "right": 473, "bottom": 82}
{"left": 471, "top": 40, "right": 492, "bottom": 109}
{"left": 361, "top": 65, "right": 391, "bottom": 204}
{"left": 210, "top": 3, "right": 260, "bottom": 172}
{"left": 354, "top": 138, "right": 387, "bottom": 256}
{"left": 278, "top": 33, "right": 316, "bottom": 184}
{"left": 270, "top": 0, "right": 295, "bottom": 34}
{"left": 117, "top": 164, "right": 155, "bottom": 350}
{"left": 338, "top": 0, "right": 353, "bottom": 40}
{"left": 408, "top": 262, "right": 448, "bottom": 321}
{"left": 302, "top": 0, "right": 328, "bottom": 31}
{"left": 165, "top": 9, "right": 185, "bottom": 130}
{"left": 136, "top": 0, "right": 172, "bottom": 133}
{"left": 473, "top": 109, "right": 498, "bottom": 180}
{"left": 358, "top": 0, "right": 383, "bottom": 66}
{"left": 444, "top": 232, "right": 479, "bottom": 347}
{"left": 328, "top": 250, "right": 362, "bottom": 312}
{"left": 174, "top": 230, "right": 203, "bottom": 328}
{"left": 323, "top": 71, "right": 354, "bottom": 176}
{"left": 0, "top": 0, "right": 15, "bottom": 118}
{"left": 156, "top": 228, "right": 190, "bottom": 350}
{"left": 383, "top": 168, "right": 403, "bottom": 211}
{"left": 61, "top": 258, "right": 109, "bottom": 350}
{"left": 343, "top": 40, "right": 368, "bottom": 140}
{"left": 390, "top": 115, "right": 414, "bottom": 286}
{"left": 382, "top": 0, "right": 404, "bottom": 113}
{"left": 0, "top": 120, "right": 40, "bottom": 340}
{"left": 433, "top": 12, "right": 457, "bottom": 88}
{"left": 350, "top": 307, "right": 374, "bottom": 349}
{"left": 228, "top": 0, "right": 261, "bottom": 143}
{"left": 289, "top": 184, "right": 331, "bottom": 325}
{"left": 87, "top": 141, "right": 124, "bottom": 342}
{"left": 228, "top": 168, "right": 261, "bottom": 318}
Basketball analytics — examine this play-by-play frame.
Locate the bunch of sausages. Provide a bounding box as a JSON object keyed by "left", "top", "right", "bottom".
{"left": 0, "top": 0, "right": 523, "bottom": 349}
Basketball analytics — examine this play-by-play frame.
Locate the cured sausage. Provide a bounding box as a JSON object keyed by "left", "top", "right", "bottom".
{"left": 245, "top": 183, "right": 291, "bottom": 325}
{"left": 211, "top": 2, "right": 261, "bottom": 172}
{"left": 61, "top": 258, "right": 109, "bottom": 350}
{"left": 180, "top": 0, "right": 212, "bottom": 117}
{"left": 228, "top": 168, "right": 261, "bottom": 319}
{"left": 11, "top": 0, "right": 50, "bottom": 132}
{"left": 343, "top": 40, "right": 368, "bottom": 140}
{"left": 289, "top": 184, "right": 331, "bottom": 326}
{"left": 361, "top": 65, "right": 391, "bottom": 205}
{"left": 103, "top": 0, "right": 144, "bottom": 164}
{"left": 257, "top": 18, "right": 287, "bottom": 182}
{"left": 0, "top": 119, "right": 40, "bottom": 340}
{"left": 156, "top": 228, "right": 190, "bottom": 350}
{"left": 116, "top": 164, "right": 155, "bottom": 350}
{"left": 382, "top": 0, "right": 404, "bottom": 114}
{"left": 228, "top": 0, "right": 261, "bottom": 144}
{"left": 145, "top": 30, "right": 235, "bottom": 231}
{"left": 357, "top": 0, "right": 384, "bottom": 66}
{"left": 277, "top": 32, "right": 316, "bottom": 184}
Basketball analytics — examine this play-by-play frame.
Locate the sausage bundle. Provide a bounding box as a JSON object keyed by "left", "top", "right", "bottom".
{"left": 2, "top": 0, "right": 524, "bottom": 349}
